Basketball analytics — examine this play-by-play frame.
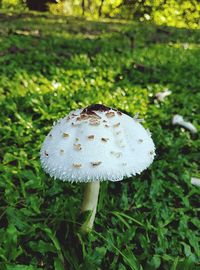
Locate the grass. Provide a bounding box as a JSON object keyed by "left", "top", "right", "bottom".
{"left": 0, "top": 12, "right": 200, "bottom": 270}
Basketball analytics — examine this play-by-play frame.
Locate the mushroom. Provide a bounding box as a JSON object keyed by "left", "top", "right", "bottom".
{"left": 191, "top": 177, "right": 200, "bottom": 187}
{"left": 155, "top": 89, "right": 172, "bottom": 101}
{"left": 40, "top": 104, "right": 155, "bottom": 233}
{"left": 172, "top": 114, "right": 197, "bottom": 134}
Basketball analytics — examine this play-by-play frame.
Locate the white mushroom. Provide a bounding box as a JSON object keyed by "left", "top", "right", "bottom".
{"left": 40, "top": 104, "right": 155, "bottom": 233}
{"left": 155, "top": 89, "right": 172, "bottom": 101}
{"left": 191, "top": 177, "right": 200, "bottom": 187}
{"left": 172, "top": 114, "right": 197, "bottom": 134}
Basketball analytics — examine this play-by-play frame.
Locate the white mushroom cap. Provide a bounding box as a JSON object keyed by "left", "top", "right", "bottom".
{"left": 40, "top": 104, "right": 155, "bottom": 182}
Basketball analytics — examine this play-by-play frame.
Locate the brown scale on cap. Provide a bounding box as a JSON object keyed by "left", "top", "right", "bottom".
{"left": 91, "top": 161, "right": 102, "bottom": 167}
{"left": 63, "top": 133, "right": 69, "bottom": 138}
{"left": 122, "top": 163, "right": 127, "bottom": 166}
{"left": 113, "top": 123, "right": 120, "bottom": 128}
{"left": 80, "top": 107, "right": 102, "bottom": 123}
{"left": 117, "top": 111, "right": 123, "bottom": 116}
{"left": 60, "top": 149, "right": 64, "bottom": 154}
{"left": 149, "top": 150, "right": 154, "bottom": 155}
{"left": 89, "top": 121, "right": 100, "bottom": 126}
{"left": 101, "top": 137, "right": 109, "bottom": 142}
{"left": 91, "top": 113, "right": 101, "bottom": 119}
{"left": 76, "top": 115, "right": 88, "bottom": 121}
{"left": 76, "top": 113, "right": 101, "bottom": 122}
{"left": 106, "top": 111, "right": 115, "bottom": 118}
{"left": 81, "top": 105, "right": 123, "bottom": 124}
{"left": 76, "top": 108, "right": 101, "bottom": 126}
{"left": 88, "top": 135, "right": 95, "bottom": 140}
{"left": 49, "top": 134, "right": 52, "bottom": 138}
{"left": 105, "top": 124, "right": 109, "bottom": 128}
{"left": 138, "top": 139, "right": 143, "bottom": 143}
{"left": 44, "top": 151, "right": 49, "bottom": 157}
{"left": 74, "top": 144, "right": 82, "bottom": 150}
{"left": 75, "top": 138, "right": 79, "bottom": 141}
{"left": 116, "top": 131, "right": 122, "bottom": 135}
{"left": 73, "top": 163, "right": 82, "bottom": 168}
{"left": 90, "top": 117, "right": 100, "bottom": 122}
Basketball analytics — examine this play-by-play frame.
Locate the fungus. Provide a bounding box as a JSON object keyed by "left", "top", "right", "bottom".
{"left": 191, "top": 177, "right": 200, "bottom": 187}
{"left": 172, "top": 114, "right": 197, "bottom": 134}
{"left": 40, "top": 104, "right": 155, "bottom": 233}
{"left": 155, "top": 89, "right": 172, "bottom": 101}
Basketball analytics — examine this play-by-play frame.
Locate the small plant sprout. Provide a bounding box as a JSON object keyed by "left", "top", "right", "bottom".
{"left": 40, "top": 104, "right": 155, "bottom": 233}
{"left": 172, "top": 114, "right": 197, "bottom": 134}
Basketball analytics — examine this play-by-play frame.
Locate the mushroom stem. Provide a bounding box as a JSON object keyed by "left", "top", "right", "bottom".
{"left": 80, "top": 182, "right": 100, "bottom": 233}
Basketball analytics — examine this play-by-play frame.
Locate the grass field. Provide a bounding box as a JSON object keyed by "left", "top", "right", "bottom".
{"left": 0, "top": 12, "right": 199, "bottom": 270}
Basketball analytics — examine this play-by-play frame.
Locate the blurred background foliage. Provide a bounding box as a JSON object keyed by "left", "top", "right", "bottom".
{"left": 0, "top": 0, "right": 200, "bottom": 28}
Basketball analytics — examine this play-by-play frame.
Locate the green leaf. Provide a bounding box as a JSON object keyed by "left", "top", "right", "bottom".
{"left": 149, "top": 255, "right": 161, "bottom": 269}
{"left": 6, "top": 265, "right": 42, "bottom": 270}
{"left": 54, "top": 258, "right": 65, "bottom": 270}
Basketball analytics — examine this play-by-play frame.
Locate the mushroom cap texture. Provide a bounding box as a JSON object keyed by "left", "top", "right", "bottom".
{"left": 40, "top": 104, "right": 155, "bottom": 182}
